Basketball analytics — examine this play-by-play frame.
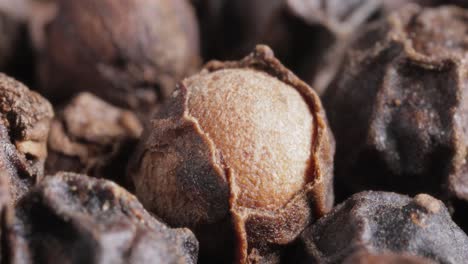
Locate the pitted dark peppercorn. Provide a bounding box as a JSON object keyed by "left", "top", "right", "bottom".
{"left": 0, "top": 73, "right": 53, "bottom": 203}
{"left": 293, "top": 191, "right": 468, "bottom": 264}
{"left": 4, "top": 172, "right": 199, "bottom": 264}
{"left": 129, "top": 45, "right": 335, "bottom": 264}
{"left": 36, "top": 0, "right": 201, "bottom": 115}
{"left": 323, "top": 5, "right": 468, "bottom": 202}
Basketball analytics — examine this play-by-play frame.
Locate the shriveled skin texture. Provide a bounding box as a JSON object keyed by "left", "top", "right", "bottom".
{"left": 130, "top": 45, "right": 335, "bottom": 264}
{"left": 323, "top": 5, "right": 468, "bottom": 202}
{"left": 186, "top": 69, "right": 313, "bottom": 210}
{"left": 0, "top": 73, "right": 53, "bottom": 203}
{"left": 294, "top": 192, "right": 468, "bottom": 264}
{"left": 343, "top": 252, "right": 436, "bottom": 264}
{"left": 46, "top": 92, "right": 142, "bottom": 187}
{"left": 38, "top": 0, "right": 200, "bottom": 115}
{"left": 9, "top": 172, "right": 198, "bottom": 264}
{"left": 287, "top": 0, "right": 467, "bottom": 95}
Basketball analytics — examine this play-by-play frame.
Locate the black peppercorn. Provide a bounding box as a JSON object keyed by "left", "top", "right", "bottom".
{"left": 0, "top": 73, "right": 53, "bottom": 203}
{"left": 323, "top": 5, "right": 468, "bottom": 202}
{"left": 36, "top": 0, "right": 201, "bottom": 115}
{"left": 7, "top": 172, "right": 199, "bottom": 264}
{"left": 45, "top": 92, "right": 143, "bottom": 188}
{"left": 293, "top": 191, "right": 468, "bottom": 264}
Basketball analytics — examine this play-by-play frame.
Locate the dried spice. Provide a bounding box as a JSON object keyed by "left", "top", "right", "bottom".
{"left": 46, "top": 92, "right": 143, "bottom": 188}
{"left": 288, "top": 0, "right": 466, "bottom": 94}
{"left": 343, "top": 252, "right": 435, "bottom": 264}
{"left": 36, "top": 0, "right": 200, "bottom": 114}
{"left": 0, "top": 73, "right": 53, "bottom": 203}
{"left": 293, "top": 191, "right": 468, "bottom": 264}
{"left": 323, "top": 5, "right": 468, "bottom": 201}
{"left": 129, "top": 45, "right": 335, "bottom": 263}
{"left": 3, "top": 172, "right": 198, "bottom": 264}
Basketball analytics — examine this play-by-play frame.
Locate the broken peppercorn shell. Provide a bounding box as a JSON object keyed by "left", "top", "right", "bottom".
{"left": 37, "top": 0, "right": 200, "bottom": 113}
{"left": 0, "top": 73, "right": 53, "bottom": 203}
{"left": 10, "top": 172, "right": 198, "bottom": 264}
{"left": 129, "top": 45, "right": 335, "bottom": 263}
{"left": 46, "top": 92, "right": 143, "bottom": 188}
{"left": 294, "top": 191, "right": 468, "bottom": 264}
{"left": 323, "top": 5, "right": 468, "bottom": 201}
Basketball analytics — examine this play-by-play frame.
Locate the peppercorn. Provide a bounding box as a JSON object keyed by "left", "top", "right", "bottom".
{"left": 6, "top": 172, "right": 199, "bottom": 264}
{"left": 293, "top": 191, "right": 468, "bottom": 264}
{"left": 129, "top": 45, "right": 335, "bottom": 263}
{"left": 36, "top": 0, "right": 200, "bottom": 115}
{"left": 0, "top": 73, "right": 53, "bottom": 203}
{"left": 45, "top": 92, "right": 143, "bottom": 188}
{"left": 289, "top": 0, "right": 468, "bottom": 95}
{"left": 323, "top": 5, "right": 468, "bottom": 202}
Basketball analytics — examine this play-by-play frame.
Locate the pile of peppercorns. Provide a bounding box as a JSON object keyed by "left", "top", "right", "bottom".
{"left": 0, "top": 0, "right": 466, "bottom": 263}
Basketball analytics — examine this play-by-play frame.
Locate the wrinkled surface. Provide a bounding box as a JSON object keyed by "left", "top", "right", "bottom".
{"left": 130, "top": 45, "right": 335, "bottom": 263}
{"left": 0, "top": 73, "right": 53, "bottom": 203}
{"left": 46, "top": 92, "right": 142, "bottom": 187}
{"left": 8, "top": 172, "right": 198, "bottom": 264}
{"left": 38, "top": 0, "right": 200, "bottom": 114}
{"left": 323, "top": 5, "right": 468, "bottom": 201}
{"left": 295, "top": 191, "right": 468, "bottom": 264}
{"left": 186, "top": 68, "right": 313, "bottom": 210}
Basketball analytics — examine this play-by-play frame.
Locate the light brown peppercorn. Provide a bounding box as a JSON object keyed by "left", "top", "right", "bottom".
{"left": 129, "top": 45, "right": 335, "bottom": 263}
{"left": 37, "top": 0, "right": 200, "bottom": 114}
